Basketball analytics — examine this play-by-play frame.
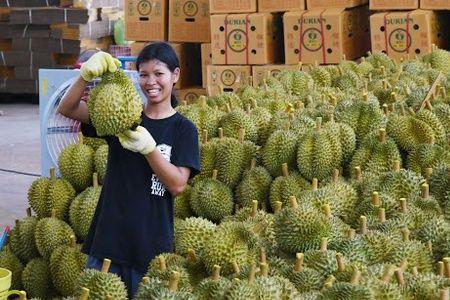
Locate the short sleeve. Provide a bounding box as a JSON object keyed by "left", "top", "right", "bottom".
{"left": 172, "top": 119, "right": 200, "bottom": 178}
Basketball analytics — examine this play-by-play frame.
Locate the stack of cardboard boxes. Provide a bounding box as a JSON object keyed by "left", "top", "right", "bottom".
{"left": 124, "top": 0, "right": 208, "bottom": 103}
{"left": 369, "top": 0, "right": 448, "bottom": 60}
{"left": 0, "top": 0, "right": 118, "bottom": 94}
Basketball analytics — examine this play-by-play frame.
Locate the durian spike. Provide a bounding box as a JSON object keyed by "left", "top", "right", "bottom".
{"left": 281, "top": 163, "right": 289, "bottom": 177}
{"left": 372, "top": 192, "right": 381, "bottom": 206}
{"left": 322, "top": 204, "right": 332, "bottom": 219}
{"left": 251, "top": 200, "right": 258, "bottom": 218}
{"left": 250, "top": 159, "right": 256, "bottom": 169}
{"left": 395, "top": 268, "right": 405, "bottom": 286}
{"left": 101, "top": 258, "right": 111, "bottom": 273}
{"left": 412, "top": 267, "right": 419, "bottom": 276}
{"left": 259, "top": 248, "right": 267, "bottom": 264}
{"left": 79, "top": 287, "right": 90, "bottom": 300}
{"left": 289, "top": 196, "right": 299, "bottom": 209}
{"left": 440, "top": 289, "right": 449, "bottom": 300}
{"left": 347, "top": 229, "right": 356, "bottom": 239}
{"left": 322, "top": 275, "right": 336, "bottom": 291}
{"left": 49, "top": 167, "right": 56, "bottom": 180}
{"left": 294, "top": 253, "right": 304, "bottom": 273}
{"left": 354, "top": 166, "right": 362, "bottom": 181}
{"left": 26, "top": 207, "right": 31, "bottom": 217}
{"left": 378, "top": 208, "right": 386, "bottom": 223}
{"left": 142, "top": 277, "right": 151, "bottom": 284}
{"left": 77, "top": 132, "right": 84, "bottom": 145}
{"left": 232, "top": 261, "right": 240, "bottom": 275}
{"left": 382, "top": 104, "right": 389, "bottom": 115}
{"left": 212, "top": 170, "right": 218, "bottom": 180}
{"left": 295, "top": 101, "right": 304, "bottom": 110}
{"left": 187, "top": 249, "right": 198, "bottom": 264}
{"left": 51, "top": 209, "right": 57, "bottom": 218}
{"left": 315, "top": 117, "right": 322, "bottom": 131}
{"left": 218, "top": 128, "right": 223, "bottom": 139}
{"left": 336, "top": 253, "right": 345, "bottom": 272}
{"left": 201, "top": 129, "right": 208, "bottom": 144}
{"left": 438, "top": 261, "right": 445, "bottom": 277}
{"left": 168, "top": 271, "right": 180, "bottom": 292}
{"left": 359, "top": 216, "right": 368, "bottom": 235}
{"left": 332, "top": 169, "right": 339, "bottom": 183}
{"left": 426, "top": 168, "right": 433, "bottom": 182}
{"left": 158, "top": 255, "right": 167, "bottom": 272}
{"left": 443, "top": 258, "right": 450, "bottom": 278}
{"left": 421, "top": 183, "right": 430, "bottom": 199}
{"left": 248, "top": 263, "right": 257, "bottom": 283}
{"left": 312, "top": 178, "right": 318, "bottom": 191}
{"left": 401, "top": 228, "right": 410, "bottom": 242}
{"left": 320, "top": 237, "right": 328, "bottom": 252}
{"left": 378, "top": 128, "right": 386, "bottom": 143}
{"left": 260, "top": 262, "right": 269, "bottom": 277}
{"left": 399, "top": 198, "right": 408, "bottom": 214}
{"left": 381, "top": 265, "right": 396, "bottom": 282}
{"left": 18, "top": 291, "right": 26, "bottom": 300}
{"left": 350, "top": 269, "right": 362, "bottom": 284}
{"left": 238, "top": 128, "right": 245, "bottom": 143}
{"left": 93, "top": 172, "right": 99, "bottom": 188}
{"left": 393, "top": 160, "right": 401, "bottom": 172}
{"left": 212, "top": 265, "right": 221, "bottom": 280}
{"left": 273, "top": 201, "right": 282, "bottom": 213}
{"left": 69, "top": 235, "right": 76, "bottom": 247}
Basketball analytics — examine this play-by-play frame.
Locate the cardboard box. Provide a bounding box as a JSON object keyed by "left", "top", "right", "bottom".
{"left": 8, "top": 7, "right": 96, "bottom": 24}
{"left": 258, "top": 0, "right": 305, "bottom": 12}
{"left": 210, "top": 0, "right": 256, "bottom": 13}
{"left": 370, "top": 10, "right": 445, "bottom": 61}
{"left": 175, "top": 87, "right": 207, "bottom": 103}
{"left": 206, "top": 65, "right": 251, "bottom": 96}
{"left": 168, "top": 0, "right": 210, "bottom": 43}
{"left": 124, "top": 0, "right": 167, "bottom": 41}
{"left": 0, "top": 24, "right": 50, "bottom": 39}
{"left": 251, "top": 64, "right": 301, "bottom": 86}
{"left": 370, "top": 0, "right": 418, "bottom": 10}
{"left": 283, "top": 6, "right": 370, "bottom": 65}
{"left": 50, "top": 20, "right": 115, "bottom": 40}
{"left": 12, "top": 37, "right": 113, "bottom": 53}
{"left": 201, "top": 43, "right": 211, "bottom": 88}
{"left": 130, "top": 42, "right": 201, "bottom": 89}
{"left": 60, "top": 0, "right": 122, "bottom": 8}
{"left": 0, "top": 0, "right": 59, "bottom": 7}
{"left": 0, "top": 79, "right": 38, "bottom": 94}
{"left": 210, "top": 13, "right": 282, "bottom": 65}
{"left": 308, "top": 0, "right": 367, "bottom": 9}
{"left": 420, "top": 0, "right": 450, "bottom": 9}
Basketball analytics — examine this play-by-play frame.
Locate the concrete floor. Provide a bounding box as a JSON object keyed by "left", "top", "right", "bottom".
{"left": 0, "top": 103, "right": 40, "bottom": 230}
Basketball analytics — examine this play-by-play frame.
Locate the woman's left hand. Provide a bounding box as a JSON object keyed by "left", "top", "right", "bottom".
{"left": 117, "top": 126, "right": 156, "bottom": 155}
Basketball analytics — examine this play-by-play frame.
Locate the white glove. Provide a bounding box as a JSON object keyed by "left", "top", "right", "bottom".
{"left": 118, "top": 126, "right": 156, "bottom": 155}
{"left": 80, "top": 51, "right": 121, "bottom": 82}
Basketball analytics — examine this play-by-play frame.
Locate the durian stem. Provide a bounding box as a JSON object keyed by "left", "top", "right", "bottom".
{"left": 443, "top": 258, "right": 450, "bottom": 278}
{"left": 347, "top": 229, "right": 356, "bottom": 239}
{"left": 259, "top": 248, "right": 267, "bottom": 264}
{"left": 79, "top": 287, "right": 90, "bottom": 300}
{"left": 289, "top": 196, "right": 299, "bottom": 209}
{"left": 26, "top": 207, "right": 31, "bottom": 217}
{"left": 320, "top": 238, "right": 328, "bottom": 252}
{"left": 212, "top": 170, "right": 218, "bottom": 180}
{"left": 158, "top": 256, "right": 167, "bottom": 272}
{"left": 381, "top": 265, "right": 395, "bottom": 282}
{"left": 428, "top": 240, "right": 433, "bottom": 255}
{"left": 378, "top": 128, "right": 386, "bottom": 143}
{"left": 251, "top": 200, "right": 258, "bottom": 218}
{"left": 273, "top": 201, "right": 282, "bottom": 213}
{"left": 359, "top": 216, "right": 367, "bottom": 235}
{"left": 218, "top": 128, "right": 223, "bottom": 139}
{"left": 51, "top": 209, "right": 57, "bottom": 218}
{"left": 363, "top": 93, "right": 369, "bottom": 102}
{"left": 322, "top": 204, "right": 332, "bottom": 219}
{"left": 260, "top": 262, "right": 269, "bottom": 277}
{"left": 438, "top": 261, "right": 445, "bottom": 277}
{"left": 250, "top": 159, "right": 256, "bottom": 170}
{"left": 315, "top": 117, "right": 322, "bottom": 132}
{"left": 372, "top": 192, "right": 380, "bottom": 206}
{"left": 212, "top": 265, "right": 221, "bottom": 280}
{"left": 350, "top": 269, "right": 361, "bottom": 284}
{"left": 399, "top": 198, "right": 408, "bottom": 214}
{"left": 281, "top": 163, "right": 289, "bottom": 177}
{"left": 390, "top": 92, "right": 397, "bottom": 103}
{"left": 232, "top": 261, "right": 240, "bottom": 275}
{"left": 421, "top": 183, "right": 430, "bottom": 199}
{"left": 49, "top": 168, "right": 56, "bottom": 180}
{"left": 199, "top": 95, "right": 207, "bottom": 107}
{"left": 201, "top": 129, "right": 208, "bottom": 144}
{"left": 399, "top": 260, "right": 408, "bottom": 272}
{"left": 142, "top": 277, "right": 151, "bottom": 284}
{"left": 238, "top": 128, "right": 245, "bottom": 143}
{"left": 426, "top": 168, "right": 433, "bottom": 182}
{"left": 440, "top": 289, "right": 450, "bottom": 300}
{"left": 93, "top": 173, "right": 99, "bottom": 188}
{"left": 168, "top": 271, "right": 180, "bottom": 292}
{"left": 382, "top": 79, "right": 388, "bottom": 89}
{"left": 295, "top": 253, "right": 304, "bottom": 273}
{"left": 18, "top": 291, "right": 27, "bottom": 300}
{"left": 378, "top": 208, "right": 386, "bottom": 223}
{"left": 312, "top": 178, "right": 318, "bottom": 191}
{"left": 336, "top": 253, "right": 345, "bottom": 272}
{"left": 101, "top": 258, "right": 111, "bottom": 273}
{"left": 440, "top": 87, "right": 447, "bottom": 99}
{"left": 78, "top": 132, "right": 84, "bottom": 145}
{"left": 401, "top": 228, "right": 410, "bottom": 242}
{"left": 393, "top": 160, "right": 401, "bottom": 172}
{"left": 412, "top": 267, "right": 419, "bottom": 276}
{"left": 332, "top": 169, "right": 339, "bottom": 183}
{"left": 187, "top": 249, "right": 198, "bottom": 264}
{"left": 382, "top": 104, "right": 389, "bottom": 115}
{"left": 248, "top": 263, "right": 257, "bottom": 283}
{"left": 395, "top": 268, "right": 405, "bottom": 286}
{"left": 354, "top": 166, "right": 362, "bottom": 181}
{"left": 69, "top": 235, "right": 76, "bottom": 247}
{"left": 225, "top": 103, "right": 232, "bottom": 113}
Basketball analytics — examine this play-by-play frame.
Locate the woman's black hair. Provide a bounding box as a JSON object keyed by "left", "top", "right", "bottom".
{"left": 136, "top": 42, "right": 180, "bottom": 108}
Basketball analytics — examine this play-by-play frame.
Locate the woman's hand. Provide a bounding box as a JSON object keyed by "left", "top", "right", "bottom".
{"left": 118, "top": 126, "right": 156, "bottom": 155}
{"left": 80, "top": 51, "right": 121, "bottom": 82}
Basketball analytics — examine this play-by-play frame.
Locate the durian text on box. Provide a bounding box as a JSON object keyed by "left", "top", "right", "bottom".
{"left": 124, "top": 0, "right": 167, "bottom": 41}
{"left": 283, "top": 7, "right": 370, "bottom": 65}
{"left": 210, "top": 13, "right": 283, "bottom": 65}
{"left": 370, "top": 10, "right": 447, "bottom": 60}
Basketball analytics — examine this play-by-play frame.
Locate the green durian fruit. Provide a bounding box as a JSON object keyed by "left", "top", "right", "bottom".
{"left": 378, "top": 167, "right": 425, "bottom": 201}
{"left": 199, "top": 131, "right": 216, "bottom": 179}
{"left": 209, "top": 92, "right": 242, "bottom": 112}
{"left": 223, "top": 278, "right": 257, "bottom": 300}
{"left": 135, "top": 272, "right": 196, "bottom": 300}
{"left": 310, "top": 66, "right": 332, "bottom": 87}
{"left": 278, "top": 70, "right": 314, "bottom": 96}
{"left": 174, "top": 185, "right": 194, "bottom": 219}
{"left": 94, "top": 144, "right": 108, "bottom": 184}
{"left": 235, "top": 161, "right": 272, "bottom": 209}
{"left": 213, "top": 133, "right": 246, "bottom": 188}
{"left": 249, "top": 103, "right": 272, "bottom": 146}
{"left": 50, "top": 235, "right": 87, "bottom": 296}
{"left": 145, "top": 255, "right": 193, "bottom": 293}
{"left": 413, "top": 216, "right": 450, "bottom": 260}
{"left": 422, "top": 48, "right": 450, "bottom": 75}
{"left": 83, "top": 136, "right": 107, "bottom": 151}
{"left": 0, "top": 245, "right": 23, "bottom": 290}
{"left": 219, "top": 108, "right": 258, "bottom": 143}
{"left": 433, "top": 103, "right": 450, "bottom": 143}
{"left": 262, "top": 127, "right": 298, "bottom": 178}
{"left": 10, "top": 208, "right": 39, "bottom": 263}
{"left": 286, "top": 253, "right": 323, "bottom": 292}
{"left": 319, "top": 281, "right": 373, "bottom": 300}
{"left": 429, "top": 164, "right": 450, "bottom": 206}
{"left": 22, "top": 257, "right": 57, "bottom": 299}
{"left": 407, "top": 144, "right": 450, "bottom": 177}
{"left": 88, "top": 69, "right": 142, "bottom": 136}
{"left": 415, "top": 108, "right": 446, "bottom": 145}
{"left": 174, "top": 217, "right": 216, "bottom": 257}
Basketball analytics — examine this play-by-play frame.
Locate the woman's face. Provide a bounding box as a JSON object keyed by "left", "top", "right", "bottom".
{"left": 138, "top": 59, "right": 180, "bottom": 105}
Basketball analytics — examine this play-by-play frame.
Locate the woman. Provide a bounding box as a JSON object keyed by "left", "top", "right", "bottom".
{"left": 58, "top": 42, "right": 200, "bottom": 297}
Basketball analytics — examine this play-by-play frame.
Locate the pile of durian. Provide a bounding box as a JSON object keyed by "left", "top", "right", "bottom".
{"left": 2, "top": 48, "right": 450, "bottom": 299}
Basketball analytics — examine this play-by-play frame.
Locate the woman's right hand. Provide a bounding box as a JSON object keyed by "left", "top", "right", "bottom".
{"left": 80, "top": 51, "right": 122, "bottom": 82}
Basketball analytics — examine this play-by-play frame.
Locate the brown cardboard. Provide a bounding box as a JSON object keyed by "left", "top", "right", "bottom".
{"left": 210, "top": 13, "right": 282, "bottom": 65}
{"left": 283, "top": 6, "right": 370, "bottom": 65}
{"left": 8, "top": 7, "right": 96, "bottom": 24}
{"left": 11, "top": 37, "right": 113, "bottom": 53}
{"left": 168, "top": 0, "right": 210, "bottom": 43}
{"left": 206, "top": 65, "right": 251, "bottom": 96}
{"left": 0, "top": 0, "right": 59, "bottom": 7}
{"left": 258, "top": 0, "right": 305, "bottom": 12}
{"left": 0, "top": 24, "right": 50, "bottom": 39}
{"left": 60, "top": 0, "right": 122, "bottom": 8}
{"left": 0, "top": 50, "right": 77, "bottom": 66}
{"left": 0, "top": 39, "right": 12, "bottom": 51}
{"left": 210, "top": 0, "right": 256, "bottom": 13}
{"left": 251, "top": 64, "right": 301, "bottom": 86}
{"left": 308, "top": 0, "right": 367, "bottom": 9}
{"left": 370, "top": 10, "right": 445, "bottom": 61}
{"left": 0, "top": 79, "right": 38, "bottom": 94}
{"left": 175, "top": 87, "right": 207, "bottom": 103}
{"left": 50, "top": 20, "right": 115, "bottom": 40}
{"left": 201, "top": 43, "right": 211, "bottom": 88}
{"left": 124, "top": 0, "right": 167, "bottom": 41}
{"left": 130, "top": 42, "right": 201, "bottom": 89}
{"left": 370, "top": 0, "right": 418, "bottom": 10}
{"left": 420, "top": 0, "right": 450, "bottom": 9}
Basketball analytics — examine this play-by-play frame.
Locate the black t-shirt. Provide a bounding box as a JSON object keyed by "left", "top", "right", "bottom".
{"left": 80, "top": 112, "right": 200, "bottom": 272}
